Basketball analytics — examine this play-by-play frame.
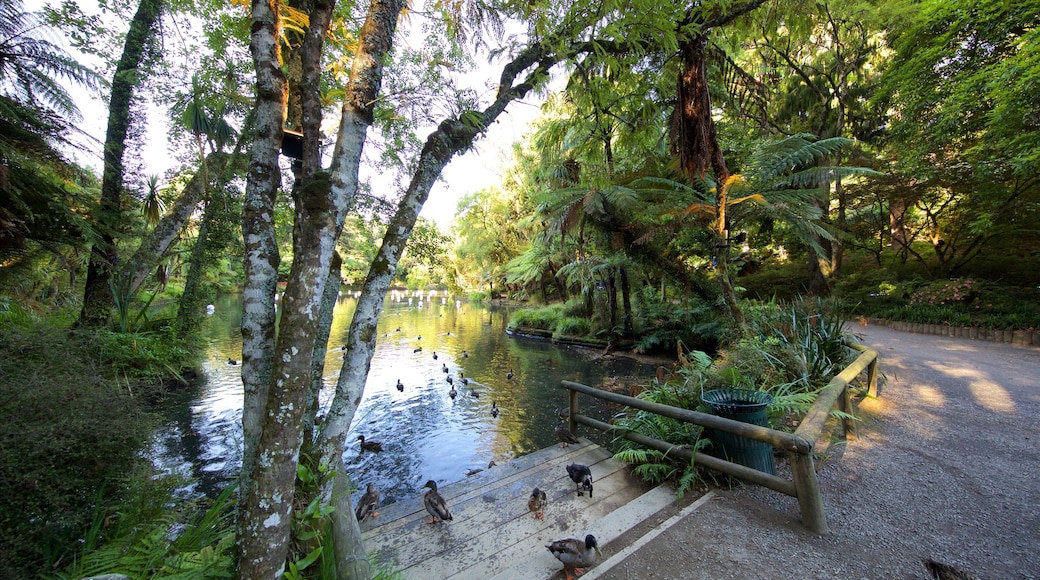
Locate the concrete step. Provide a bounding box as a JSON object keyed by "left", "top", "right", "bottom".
{"left": 359, "top": 439, "right": 681, "bottom": 579}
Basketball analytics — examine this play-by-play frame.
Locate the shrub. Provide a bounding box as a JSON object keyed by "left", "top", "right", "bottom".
{"left": 553, "top": 316, "right": 592, "bottom": 338}
{"left": 0, "top": 327, "right": 162, "bottom": 576}
{"left": 507, "top": 303, "right": 563, "bottom": 331}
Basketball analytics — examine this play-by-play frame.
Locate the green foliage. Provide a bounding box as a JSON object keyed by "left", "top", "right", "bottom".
{"left": 614, "top": 299, "right": 859, "bottom": 492}
{"left": 553, "top": 316, "right": 592, "bottom": 339}
{"left": 507, "top": 303, "right": 563, "bottom": 331}
{"left": 612, "top": 376, "right": 713, "bottom": 498}
{"left": 61, "top": 484, "right": 237, "bottom": 579}
{"left": 0, "top": 327, "right": 165, "bottom": 577}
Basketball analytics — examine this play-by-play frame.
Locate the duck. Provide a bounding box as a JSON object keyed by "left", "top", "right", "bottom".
{"left": 413, "top": 346, "right": 422, "bottom": 353}
{"left": 555, "top": 423, "right": 580, "bottom": 448}
{"left": 465, "top": 460, "right": 496, "bottom": 477}
{"left": 421, "top": 479, "right": 453, "bottom": 524}
{"left": 446, "top": 375, "right": 454, "bottom": 385}
{"left": 417, "top": 335, "right": 422, "bottom": 340}
{"left": 469, "top": 389, "right": 480, "bottom": 399}
{"left": 227, "top": 357, "right": 238, "bottom": 365}
{"left": 462, "top": 350, "right": 469, "bottom": 358}
{"left": 396, "top": 379, "right": 404, "bottom": 392}
{"left": 357, "top": 435, "right": 383, "bottom": 453}
{"left": 432, "top": 352, "right": 438, "bottom": 360}
{"left": 355, "top": 482, "right": 380, "bottom": 523}
{"left": 528, "top": 487, "right": 547, "bottom": 520}
{"left": 491, "top": 401, "right": 500, "bottom": 418}
{"left": 449, "top": 384, "right": 457, "bottom": 399}
{"left": 566, "top": 463, "right": 594, "bottom": 497}
{"left": 546, "top": 534, "right": 601, "bottom": 580}
{"left": 556, "top": 406, "right": 571, "bottom": 420}
{"left": 442, "top": 363, "right": 449, "bottom": 374}
{"left": 506, "top": 368, "right": 514, "bottom": 380}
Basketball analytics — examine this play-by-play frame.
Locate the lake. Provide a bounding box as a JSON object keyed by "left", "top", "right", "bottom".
{"left": 152, "top": 291, "right": 661, "bottom": 506}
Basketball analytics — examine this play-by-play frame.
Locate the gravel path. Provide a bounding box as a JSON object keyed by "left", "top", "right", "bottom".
{"left": 589, "top": 324, "right": 1040, "bottom": 580}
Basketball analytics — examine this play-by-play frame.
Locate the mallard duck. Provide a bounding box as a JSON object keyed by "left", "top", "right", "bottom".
{"left": 357, "top": 435, "right": 383, "bottom": 453}
{"left": 506, "top": 368, "right": 514, "bottom": 380}
{"left": 546, "top": 534, "right": 601, "bottom": 580}
{"left": 566, "top": 463, "right": 593, "bottom": 497}
{"left": 355, "top": 482, "right": 380, "bottom": 523}
{"left": 396, "top": 379, "right": 404, "bottom": 392}
{"left": 449, "top": 384, "right": 457, "bottom": 399}
{"left": 421, "top": 479, "right": 453, "bottom": 524}
{"left": 556, "top": 407, "right": 571, "bottom": 420}
{"left": 413, "top": 346, "right": 422, "bottom": 353}
{"left": 528, "top": 487, "right": 547, "bottom": 520}
{"left": 555, "top": 423, "right": 580, "bottom": 448}
{"left": 491, "top": 401, "right": 500, "bottom": 418}
{"left": 432, "top": 352, "right": 438, "bottom": 360}
{"left": 465, "top": 460, "right": 496, "bottom": 477}
{"left": 227, "top": 357, "right": 238, "bottom": 365}
{"left": 442, "top": 363, "right": 449, "bottom": 373}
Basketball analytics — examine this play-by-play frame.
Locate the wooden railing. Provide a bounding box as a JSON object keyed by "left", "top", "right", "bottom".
{"left": 561, "top": 341, "right": 879, "bottom": 535}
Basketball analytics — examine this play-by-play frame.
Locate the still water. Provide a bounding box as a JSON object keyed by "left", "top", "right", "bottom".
{"left": 153, "top": 291, "right": 659, "bottom": 506}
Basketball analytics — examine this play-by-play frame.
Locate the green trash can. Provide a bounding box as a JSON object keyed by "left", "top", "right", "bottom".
{"left": 702, "top": 388, "right": 776, "bottom": 475}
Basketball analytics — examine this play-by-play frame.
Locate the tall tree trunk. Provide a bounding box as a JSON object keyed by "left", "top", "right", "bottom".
{"left": 673, "top": 36, "right": 744, "bottom": 329}
{"left": 236, "top": 0, "right": 286, "bottom": 574}
{"left": 606, "top": 268, "right": 618, "bottom": 343}
{"left": 620, "top": 265, "right": 633, "bottom": 337}
{"left": 77, "top": 0, "right": 163, "bottom": 327}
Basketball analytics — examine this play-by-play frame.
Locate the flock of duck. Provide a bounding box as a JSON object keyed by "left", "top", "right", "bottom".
{"left": 351, "top": 339, "right": 602, "bottom": 579}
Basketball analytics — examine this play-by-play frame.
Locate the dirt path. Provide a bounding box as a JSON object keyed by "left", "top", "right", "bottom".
{"left": 588, "top": 324, "right": 1040, "bottom": 579}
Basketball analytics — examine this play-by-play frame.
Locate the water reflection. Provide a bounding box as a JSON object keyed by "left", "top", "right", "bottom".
{"left": 153, "top": 292, "right": 659, "bottom": 506}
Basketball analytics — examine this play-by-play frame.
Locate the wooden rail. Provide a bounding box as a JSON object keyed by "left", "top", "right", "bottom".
{"left": 561, "top": 340, "right": 879, "bottom": 535}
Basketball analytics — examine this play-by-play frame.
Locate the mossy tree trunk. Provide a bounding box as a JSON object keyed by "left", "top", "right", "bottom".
{"left": 77, "top": 0, "right": 163, "bottom": 327}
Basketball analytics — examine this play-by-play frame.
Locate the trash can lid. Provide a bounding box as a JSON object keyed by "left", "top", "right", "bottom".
{"left": 702, "top": 388, "right": 773, "bottom": 413}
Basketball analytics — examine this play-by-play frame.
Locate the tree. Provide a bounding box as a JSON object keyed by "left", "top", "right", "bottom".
{"left": 873, "top": 0, "right": 1040, "bottom": 276}
{"left": 0, "top": 0, "right": 100, "bottom": 289}
{"left": 77, "top": 0, "right": 164, "bottom": 327}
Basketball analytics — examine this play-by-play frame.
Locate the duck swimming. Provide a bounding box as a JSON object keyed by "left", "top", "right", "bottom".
{"left": 357, "top": 435, "right": 383, "bottom": 453}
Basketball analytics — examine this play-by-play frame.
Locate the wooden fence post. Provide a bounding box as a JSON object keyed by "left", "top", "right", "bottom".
{"left": 790, "top": 450, "right": 829, "bottom": 535}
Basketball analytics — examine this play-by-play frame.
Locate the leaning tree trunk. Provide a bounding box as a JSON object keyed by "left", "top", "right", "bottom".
{"left": 313, "top": 41, "right": 560, "bottom": 579}
{"left": 176, "top": 198, "right": 220, "bottom": 334}
{"left": 77, "top": 0, "right": 163, "bottom": 327}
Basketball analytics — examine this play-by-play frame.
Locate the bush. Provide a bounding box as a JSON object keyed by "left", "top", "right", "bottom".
{"left": 507, "top": 303, "right": 563, "bottom": 331}
{"left": 553, "top": 316, "right": 592, "bottom": 338}
{"left": 0, "top": 327, "right": 166, "bottom": 576}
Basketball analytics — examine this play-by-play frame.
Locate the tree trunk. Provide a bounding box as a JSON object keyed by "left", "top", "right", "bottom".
{"left": 236, "top": 0, "right": 286, "bottom": 574}
{"left": 176, "top": 198, "right": 220, "bottom": 334}
{"left": 128, "top": 151, "right": 230, "bottom": 295}
{"left": 314, "top": 39, "right": 559, "bottom": 579}
{"left": 620, "top": 265, "right": 633, "bottom": 337}
{"left": 606, "top": 268, "right": 618, "bottom": 341}
{"left": 77, "top": 0, "right": 163, "bottom": 327}
{"left": 674, "top": 36, "right": 744, "bottom": 328}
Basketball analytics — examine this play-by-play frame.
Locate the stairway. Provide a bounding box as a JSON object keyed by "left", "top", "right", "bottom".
{"left": 360, "top": 439, "right": 691, "bottom": 579}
